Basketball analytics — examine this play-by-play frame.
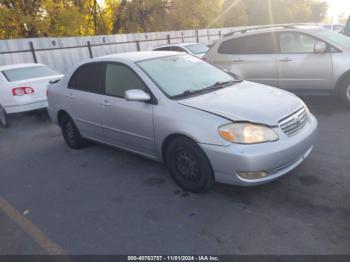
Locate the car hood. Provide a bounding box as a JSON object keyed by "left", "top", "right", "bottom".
{"left": 177, "top": 81, "right": 303, "bottom": 126}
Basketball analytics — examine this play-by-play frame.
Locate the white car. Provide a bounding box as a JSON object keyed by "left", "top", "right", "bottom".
{"left": 0, "top": 63, "right": 63, "bottom": 126}
{"left": 152, "top": 43, "right": 209, "bottom": 58}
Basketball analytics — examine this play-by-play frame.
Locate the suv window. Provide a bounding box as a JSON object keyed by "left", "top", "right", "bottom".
{"left": 69, "top": 63, "right": 105, "bottom": 94}
{"left": 279, "top": 33, "right": 318, "bottom": 54}
{"left": 105, "top": 63, "right": 146, "bottom": 98}
{"left": 218, "top": 33, "right": 277, "bottom": 54}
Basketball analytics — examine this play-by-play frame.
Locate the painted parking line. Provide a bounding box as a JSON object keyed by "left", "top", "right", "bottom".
{"left": 0, "top": 197, "right": 65, "bottom": 255}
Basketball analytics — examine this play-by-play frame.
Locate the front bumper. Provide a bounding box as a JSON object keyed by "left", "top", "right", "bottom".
{"left": 200, "top": 113, "right": 318, "bottom": 186}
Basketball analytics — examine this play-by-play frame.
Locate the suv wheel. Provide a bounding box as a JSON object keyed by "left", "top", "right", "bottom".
{"left": 0, "top": 106, "right": 8, "bottom": 127}
{"left": 165, "top": 137, "right": 215, "bottom": 193}
{"left": 60, "top": 114, "right": 87, "bottom": 149}
{"left": 338, "top": 78, "right": 350, "bottom": 108}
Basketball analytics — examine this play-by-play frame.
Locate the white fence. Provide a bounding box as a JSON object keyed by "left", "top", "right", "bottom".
{"left": 0, "top": 27, "right": 240, "bottom": 73}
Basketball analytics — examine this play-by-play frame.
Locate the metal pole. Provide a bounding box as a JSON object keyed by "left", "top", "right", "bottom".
{"left": 87, "top": 41, "right": 93, "bottom": 58}
{"left": 29, "top": 41, "right": 38, "bottom": 63}
{"left": 167, "top": 35, "right": 171, "bottom": 44}
{"left": 136, "top": 41, "right": 141, "bottom": 51}
{"left": 196, "top": 30, "right": 199, "bottom": 43}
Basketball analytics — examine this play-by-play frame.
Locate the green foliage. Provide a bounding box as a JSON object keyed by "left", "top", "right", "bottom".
{"left": 0, "top": 0, "right": 329, "bottom": 39}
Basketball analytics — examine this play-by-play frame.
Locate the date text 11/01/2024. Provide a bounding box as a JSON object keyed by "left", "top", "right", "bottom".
{"left": 127, "top": 256, "right": 219, "bottom": 261}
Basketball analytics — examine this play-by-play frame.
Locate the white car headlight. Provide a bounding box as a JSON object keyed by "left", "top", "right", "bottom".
{"left": 218, "top": 123, "right": 279, "bottom": 144}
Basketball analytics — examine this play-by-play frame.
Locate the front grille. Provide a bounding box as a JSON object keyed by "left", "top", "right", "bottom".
{"left": 279, "top": 108, "right": 308, "bottom": 136}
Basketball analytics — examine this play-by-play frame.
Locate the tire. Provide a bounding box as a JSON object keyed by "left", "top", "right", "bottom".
{"left": 165, "top": 137, "right": 215, "bottom": 193}
{"left": 60, "top": 114, "right": 87, "bottom": 149}
{"left": 0, "top": 106, "right": 8, "bottom": 128}
{"left": 338, "top": 77, "right": 350, "bottom": 108}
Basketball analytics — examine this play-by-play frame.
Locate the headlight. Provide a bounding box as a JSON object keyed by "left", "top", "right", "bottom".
{"left": 218, "top": 123, "right": 279, "bottom": 144}
{"left": 299, "top": 99, "right": 310, "bottom": 113}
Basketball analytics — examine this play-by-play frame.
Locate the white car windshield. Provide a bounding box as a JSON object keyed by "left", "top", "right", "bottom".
{"left": 317, "top": 29, "right": 350, "bottom": 48}
{"left": 138, "top": 54, "right": 237, "bottom": 99}
{"left": 2, "top": 66, "right": 58, "bottom": 82}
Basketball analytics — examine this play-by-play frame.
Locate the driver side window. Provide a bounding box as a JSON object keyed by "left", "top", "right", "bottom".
{"left": 279, "top": 33, "right": 319, "bottom": 54}
{"left": 105, "top": 63, "right": 146, "bottom": 98}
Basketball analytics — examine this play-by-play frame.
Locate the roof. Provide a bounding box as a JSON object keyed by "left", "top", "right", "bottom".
{"left": 0, "top": 63, "right": 45, "bottom": 71}
{"left": 96, "top": 51, "right": 182, "bottom": 62}
{"left": 223, "top": 23, "right": 323, "bottom": 38}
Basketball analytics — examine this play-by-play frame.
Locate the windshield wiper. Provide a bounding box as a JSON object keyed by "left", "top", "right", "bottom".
{"left": 172, "top": 79, "right": 242, "bottom": 100}
{"left": 172, "top": 89, "right": 204, "bottom": 99}
{"left": 205, "top": 79, "right": 242, "bottom": 90}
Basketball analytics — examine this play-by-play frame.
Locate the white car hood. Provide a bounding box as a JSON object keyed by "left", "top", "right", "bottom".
{"left": 178, "top": 81, "right": 303, "bottom": 126}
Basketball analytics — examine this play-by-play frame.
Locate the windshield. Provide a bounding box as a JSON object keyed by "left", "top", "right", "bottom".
{"left": 138, "top": 54, "right": 235, "bottom": 98}
{"left": 2, "top": 66, "right": 58, "bottom": 82}
{"left": 185, "top": 44, "right": 209, "bottom": 54}
{"left": 317, "top": 29, "right": 350, "bottom": 48}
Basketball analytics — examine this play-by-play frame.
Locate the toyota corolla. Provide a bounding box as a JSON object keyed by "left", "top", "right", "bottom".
{"left": 48, "top": 52, "right": 318, "bottom": 193}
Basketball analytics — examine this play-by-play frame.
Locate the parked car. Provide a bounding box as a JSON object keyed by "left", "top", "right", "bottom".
{"left": 205, "top": 24, "right": 350, "bottom": 107}
{"left": 343, "top": 15, "right": 350, "bottom": 36}
{"left": 48, "top": 52, "right": 317, "bottom": 193}
{"left": 323, "top": 24, "right": 344, "bottom": 33}
{"left": 0, "top": 63, "right": 63, "bottom": 126}
{"left": 152, "top": 43, "right": 209, "bottom": 58}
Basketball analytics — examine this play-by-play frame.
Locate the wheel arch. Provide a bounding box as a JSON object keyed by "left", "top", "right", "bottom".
{"left": 57, "top": 110, "right": 70, "bottom": 126}
{"left": 335, "top": 70, "right": 350, "bottom": 93}
{"left": 161, "top": 133, "right": 200, "bottom": 163}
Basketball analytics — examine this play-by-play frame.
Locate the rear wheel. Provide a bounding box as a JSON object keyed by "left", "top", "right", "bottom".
{"left": 338, "top": 78, "right": 350, "bottom": 108}
{"left": 60, "top": 114, "right": 87, "bottom": 149}
{"left": 0, "top": 106, "right": 8, "bottom": 127}
{"left": 165, "top": 137, "right": 215, "bottom": 193}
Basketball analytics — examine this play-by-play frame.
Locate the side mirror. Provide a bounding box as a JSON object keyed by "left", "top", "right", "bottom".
{"left": 314, "top": 42, "right": 327, "bottom": 54}
{"left": 125, "top": 89, "right": 151, "bottom": 102}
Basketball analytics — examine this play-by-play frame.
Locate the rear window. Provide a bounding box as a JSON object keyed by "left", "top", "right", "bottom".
{"left": 218, "top": 33, "right": 278, "bottom": 54}
{"left": 2, "top": 66, "right": 58, "bottom": 82}
{"left": 185, "top": 44, "right": 209, "bottom": 54}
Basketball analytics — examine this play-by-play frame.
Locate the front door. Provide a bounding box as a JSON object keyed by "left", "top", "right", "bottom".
{"left": 277, "top": 32, "right": 333, "bottom": 91}
{"left": 217, "top": 32, "right": 279, "bottom": 87}
{"left": 101, "top": 63, "right": 155, "bottom": 158}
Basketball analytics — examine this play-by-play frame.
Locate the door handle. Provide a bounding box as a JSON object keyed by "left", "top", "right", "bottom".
{"left": 100, "top": 100, "right": 111, "bottom": 107}
{"left": 279, "top": 57, "right": 293, "bottom": 62}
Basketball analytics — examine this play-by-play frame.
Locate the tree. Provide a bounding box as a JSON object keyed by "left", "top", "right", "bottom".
{"left": 221, "top": 0, "right": 249, "bottom": 27}
{"left": 222, "top": 0, "right": 328, "bottom": 27}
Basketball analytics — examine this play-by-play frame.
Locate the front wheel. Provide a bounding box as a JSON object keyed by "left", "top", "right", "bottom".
{"left": 0, "top": 106, "right": 8, "bottom": 127}
{"left": 60, "top": 114, "right": 87, "bottom": 149}
{"left": 338, "top": 78, "right": 350, "bottom": 108}
{"left": 165, "top": 137, "right": 215, "bottom": 193}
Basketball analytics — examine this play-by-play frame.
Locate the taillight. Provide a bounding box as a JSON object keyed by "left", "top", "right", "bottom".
{"left": 12, "top": 87, "right": 35, "bottom": 96}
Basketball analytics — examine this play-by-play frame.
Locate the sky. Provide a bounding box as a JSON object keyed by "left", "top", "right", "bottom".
{"left": 326, "top": 0, "right": 350, "bottom": 22}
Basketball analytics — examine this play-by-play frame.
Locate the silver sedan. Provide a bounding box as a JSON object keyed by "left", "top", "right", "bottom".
{"left": 48, "top": 52, "right": 318, "bottom": 193}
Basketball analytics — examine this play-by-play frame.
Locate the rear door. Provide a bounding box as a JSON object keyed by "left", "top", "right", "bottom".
{"left": 277, "top": 32, "right": 333, "bottom": 91}
{"left": 65, "top": 62, "right": 105, "bottom": 140}
{"left": 216, "top": 33, "right": 279, "bottom": 87}
{"left": 101, "top": 63, "right": 155, "bottom": 158}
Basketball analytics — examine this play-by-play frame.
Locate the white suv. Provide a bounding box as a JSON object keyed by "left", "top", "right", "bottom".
{"left": 205, "top": 24, "right": 350, "bottom": 107}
